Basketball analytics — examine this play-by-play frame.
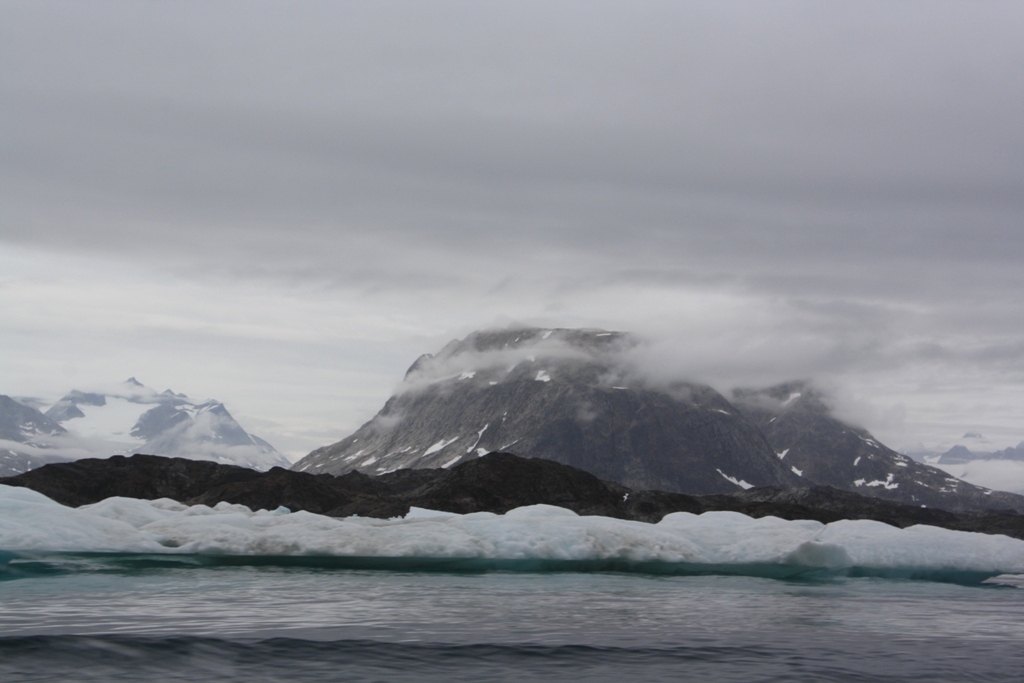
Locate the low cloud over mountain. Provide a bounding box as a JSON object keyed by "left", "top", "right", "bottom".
{"left": 293, "top": 328, "right": 1023, "bottom": 513}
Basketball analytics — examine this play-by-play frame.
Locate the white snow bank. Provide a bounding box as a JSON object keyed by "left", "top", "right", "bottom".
{"left": 3, "top": 485, "right": 1024, "bottom": 577}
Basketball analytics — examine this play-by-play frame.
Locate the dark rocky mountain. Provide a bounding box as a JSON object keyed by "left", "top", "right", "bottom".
{"left": 2, "top": 379, "right": 288, "bottom": 474}
{"left": 291, "top": 327, "right": 1024, "bottom": 513}
{"left": 1, "top": 395, "right": 67, "bottom": 443}
{"left": 5, "top": 452, "right": 1024, "bottom": 540}
{"left": 0, "top": 395, "right": 72, "bottom": 476}
{"left": 937, "top": 442, "right": 1024, "bottom": 464}
{"left": 937, "top": 445, "right": 977, "bottom": 465}
{"left": 732, "top": 382, "right": 1024, "bottom": 513}
{"left": 293, "top": 328, "right": 803, "bottom": 495}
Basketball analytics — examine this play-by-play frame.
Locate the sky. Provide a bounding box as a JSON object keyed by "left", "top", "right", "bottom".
{"left": 2, "top": 1, "right": 1023, "bottom": 460}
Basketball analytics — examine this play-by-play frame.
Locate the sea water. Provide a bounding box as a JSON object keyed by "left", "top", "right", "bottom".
{"left": 3, "top": 557, "right": 1024, "bottom": 682}
{"left": 5, "top": 485, "right": 1024, "bottom": 681}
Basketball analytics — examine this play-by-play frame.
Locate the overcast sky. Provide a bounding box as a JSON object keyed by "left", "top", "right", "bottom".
{"left": 2, "top": 1, "right": 1023, "bottom": 458}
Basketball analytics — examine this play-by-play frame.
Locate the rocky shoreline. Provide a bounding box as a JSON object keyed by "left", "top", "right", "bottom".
{"left": 4, "top": 452, "right": 1024, "bottom": 540}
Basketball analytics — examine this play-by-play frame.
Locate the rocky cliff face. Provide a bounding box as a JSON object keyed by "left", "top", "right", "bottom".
{"left": 293, "top": 328, "right": 801, "bottom": 494}
{"left": 732, "top": 382, "right": 1024, "bottom": 513}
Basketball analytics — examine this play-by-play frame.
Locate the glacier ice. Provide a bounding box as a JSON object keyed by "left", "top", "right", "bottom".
{"left": 3, "top": 484, "right": 1024, "bottom": 581}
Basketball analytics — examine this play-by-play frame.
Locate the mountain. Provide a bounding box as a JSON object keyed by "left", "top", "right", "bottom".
{"left": 731, "top": 382, "right": 1024, "bottom": 513}
{"left": 937, "top": 443, "right": 1024, "bottom": 464}
{"left": 1, "top": 379, "right": 288, "bottom": 474}
{"left": 0, "top": 396, "right": 72, "bottom": 476}
{"left": 292, "top": 327, "right": 1024, "bottom": 514}
{"left": 293, "top": 328, "right": 801, "bottom": 494}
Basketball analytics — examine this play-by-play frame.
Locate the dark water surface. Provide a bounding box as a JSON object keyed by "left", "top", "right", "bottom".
{"left": 2, "top": 556, "right": 1023, "bottom": 682}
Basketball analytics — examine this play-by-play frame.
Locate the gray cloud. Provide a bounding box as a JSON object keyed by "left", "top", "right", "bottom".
{"left": 2, "top": 1, "right": 1023, "bottom": 455}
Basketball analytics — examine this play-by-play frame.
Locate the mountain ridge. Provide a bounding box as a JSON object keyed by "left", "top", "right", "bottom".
{"left": 6, "top": 452, "right": 1024, "bottom": 540}
{"left": 0, "top": 379, "right": 286, "bottom": 475}
{"left": 294, "top": 327, "right": 803, "bottom": 494}
{"left": 292, "top": 327, "right": 1024, "bottom": 514}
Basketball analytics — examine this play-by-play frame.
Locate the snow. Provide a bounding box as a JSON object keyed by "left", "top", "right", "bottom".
{"left": 791, "top": 466, "right": 803, "bottom": 476}
{"left": 535, "top": 371, "right": 551, "bottom": 382}
{"left": 62, "top": 397, "right": 150, "bottom": 447}
{"left": 853, "top": 456, "right": 861, "bottom": 466}
{"left": 5, "top": 484, "right": 1024, "bottom": 579}
{"left": 782, "top": 392, "right": 802, "bottom": 406}
{"left": 776, "top": 449, "right": 789, "bottom": 460}
{"left": 466, "top": 425, "right": 489, "bottom": 453}
{"left": 440, "top": 455, "right": 462, "bottom": 469}
{"left": 424, "top": 437, "right": 460, "bottom": 456}
{"left": 541, "top": 330, "right": 553, "bottom": 340}
{"left": 713, "top": 409, "right": 731, "bottom": 415}
{"left": 458, "top": 371, "right": 476, "bottom": 380}
{"left": 716, "top": 469, "right": 753, "bottom": 490}
{"left": 864, "top": 473, "right": 899, "bottom": 490}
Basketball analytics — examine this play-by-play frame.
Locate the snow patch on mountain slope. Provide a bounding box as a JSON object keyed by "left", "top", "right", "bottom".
{"left": 424, "top": 437, "right": 460, "bottom": 456}
{"left": 717, "top": 470, "right": 754, "bottom": 490}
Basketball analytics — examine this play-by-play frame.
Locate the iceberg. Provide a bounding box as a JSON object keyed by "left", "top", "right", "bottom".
{"left": 3, "top": 484, "right": 1024, "bottom": 583}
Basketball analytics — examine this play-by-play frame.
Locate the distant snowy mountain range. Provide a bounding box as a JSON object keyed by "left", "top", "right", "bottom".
{"left": 904, "top": 441, "right": 1024, "bottom": 498}
{"left": 0, "top": 379, "right": 287, "bottom": 476}
{"left": 931, "top": 443, "right": 1024, "bottom": 464}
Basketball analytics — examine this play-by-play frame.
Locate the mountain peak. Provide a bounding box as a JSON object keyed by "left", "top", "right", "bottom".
{"left": 293, "top": 327, "right": 1024, "bottom": 514}
{"left": 4, "top": 381, "right": 289, "bottom": 475}
{"left": 294, "top": 328, "right": 801, "bottom": 495}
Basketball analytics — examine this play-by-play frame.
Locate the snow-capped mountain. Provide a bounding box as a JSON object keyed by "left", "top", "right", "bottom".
{"left": 910, "top": 441, "right": 1024, "bottom": 497}
{"left": 934, "top": 442, "right": 1024, "bottom": 464}
{"left": 292, "top": 328, "right": 804, "bottom": 495}
{"left": 292, "top": 327, "right": 1024, "bottom": 513}
{"left": 731, "top": 382, "right": 1024, "bottom": 512}
{"left": 1, "top": 379, "right": 287, "bottom": 474}
{"left": 0, "top": 395, "right": 73, "bottom": 476}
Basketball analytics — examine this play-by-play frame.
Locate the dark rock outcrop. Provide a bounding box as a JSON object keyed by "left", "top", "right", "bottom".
{"left": 5, "top": 452, "right": 1024, "bottom": 541}
{"left": 0, "top": 454, "right": 263, "bottom": 507}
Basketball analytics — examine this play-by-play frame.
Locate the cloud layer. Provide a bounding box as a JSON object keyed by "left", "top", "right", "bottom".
{"left": 2, "top": 1, "right": 1023, "bottom": 456}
